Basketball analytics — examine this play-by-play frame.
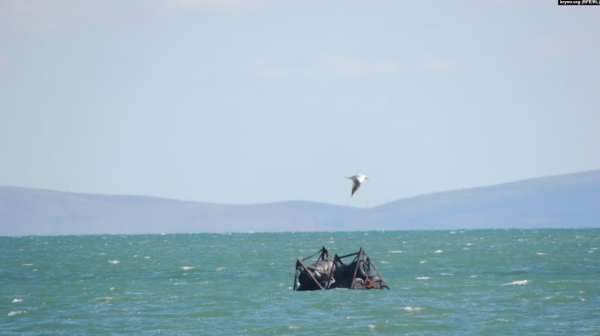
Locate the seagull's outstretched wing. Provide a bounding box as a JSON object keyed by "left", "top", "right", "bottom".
{"left": 351, "top": 179, "right": 360, "bottom": 196}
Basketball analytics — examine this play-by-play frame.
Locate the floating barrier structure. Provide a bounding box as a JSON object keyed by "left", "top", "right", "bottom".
{"left": 293, "top": 246, "right": 390, "bottom": 291}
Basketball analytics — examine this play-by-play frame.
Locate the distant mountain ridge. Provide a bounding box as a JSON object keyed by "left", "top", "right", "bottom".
{"left": 1, "top": 170, "right": 599, "bottom": 236}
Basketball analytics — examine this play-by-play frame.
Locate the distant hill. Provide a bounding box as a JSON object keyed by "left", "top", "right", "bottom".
{"left": 1, "top": 170, "right": 599, "bottom": 236}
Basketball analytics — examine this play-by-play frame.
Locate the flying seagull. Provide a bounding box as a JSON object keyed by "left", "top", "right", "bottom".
{"left": 346, "top": 174, "right": 369, "bottom": 197}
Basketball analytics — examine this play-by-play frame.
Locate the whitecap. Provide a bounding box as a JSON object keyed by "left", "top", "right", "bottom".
{"left": 22, "top": 264, "right": 33, "bottom": 266}
{"left": 216, "top": 267, "right": 225, "bottom": 272}
{"left": 144, "top": 256, "right": 151, "bottom": 259}
{"left": 441, "top": 273, "right": 454, "bottom": 276}
{"left": 403, "top": 307, "right": 424, "bottom": 312}
{"left": 503, "top": 280, "right": 529, "bottom": 286}
{"left": 416, "top": 277, "right": 431, "bottom": 280}
{"left": 8, "top": 311, "right": 26, "bottom": 316}
{"left": 108, "top": 260, "right": 120, "bottom": 264}
{"left": 12, "top": 298, "right": 23, "bottom": 303}
{"left": 380, "top": 261, "right": 389, "bottom": 264}
{"left": 390, "top": 251, "right": 403, "bottom": 253}
{"left": 434, "top": 250, "right": 444, "bottom": 253}
{"left": 289, "top": 326, "right": 300, "bottom": 330}
{"left": 420, "top": 260, "right": 427, "bottom": 264}
{"left": 181, "top": 266, "right": 195, "bottom": 271}
{"left": 536, "top": 252, "right": 547, "bottom": 255}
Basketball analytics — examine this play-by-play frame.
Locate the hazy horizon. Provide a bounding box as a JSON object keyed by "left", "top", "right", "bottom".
{"left": 2, "top": 168, "right": 599, "bottom": 207}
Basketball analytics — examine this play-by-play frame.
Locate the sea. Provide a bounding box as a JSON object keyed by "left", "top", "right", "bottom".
{"left": 1, "top": 229, "right": 599, "bottom": 335}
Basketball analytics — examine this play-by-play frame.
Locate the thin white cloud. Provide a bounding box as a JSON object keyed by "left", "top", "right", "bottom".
{"left": 419, "top": 56, "right": 460, "bottom": 73}
{"left": 322, "top": 55, "right": 399, "bottom": 76}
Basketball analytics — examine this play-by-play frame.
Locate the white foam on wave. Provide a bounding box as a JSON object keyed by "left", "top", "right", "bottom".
{"left": 8, "top": 311, "right": 26, "bottom": 316}
{"left": 380, "top": 261, "right": 389, "bottom": 264}
{"left": 420, "top": 260, "right": 427, "bottom": 264}
{"left": 536, "top": 252, "right": 547, "bottom": 255}
{"left": 416, "top": 277, "right": 431, "bottom": 280}
{"left": 108, "top": 260, "right": 120, "bottom": 264}
{"left": 89, "top": 296, "right": 116, "bottom": 303}
{"left": 22, "top": 264, "right": 33, "bottom": 266}
{"left": 435, "top": 250, "right": 444, "bottom": 254}
{"left": 503, "top": 280, "right": 529, "bottom": 286}
{"left": 12, "top": 298, "right": 23, "bottom": 303}
{"left": 390, "top": 251, "right": 403, "bottom": 253}
{"left": 441, "top": 273, "right": 454, "bottom": 276}
{"left": 403, "top": 307, "right": 424, "bottom": 312}
{"left": 181, "top": 266, "right": 195, "bottom": 271}
{"left": 216, "top": 267, "right": 225, "bottom": 272}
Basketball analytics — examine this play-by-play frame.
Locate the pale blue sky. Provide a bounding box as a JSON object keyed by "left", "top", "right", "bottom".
{"left": 1, "top": 0, "right": 599, "bottom": 207}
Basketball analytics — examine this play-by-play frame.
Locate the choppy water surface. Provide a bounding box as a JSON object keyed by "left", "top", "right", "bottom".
{"left": 2, "top": 229, "right": 599, "bottom": 335}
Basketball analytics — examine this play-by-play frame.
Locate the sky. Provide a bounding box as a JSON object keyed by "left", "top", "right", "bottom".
{"left": 1, "top": 0, "right": 599, "bottom": 208}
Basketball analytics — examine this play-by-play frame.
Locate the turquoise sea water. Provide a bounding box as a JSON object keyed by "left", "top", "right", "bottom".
{"left": 2, "top": 229, "right": 599, "bottom": 335}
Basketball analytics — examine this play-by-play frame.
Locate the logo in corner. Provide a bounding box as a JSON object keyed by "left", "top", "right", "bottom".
{"left": 559, "top": 0, "right": 600, "bottom": 4}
